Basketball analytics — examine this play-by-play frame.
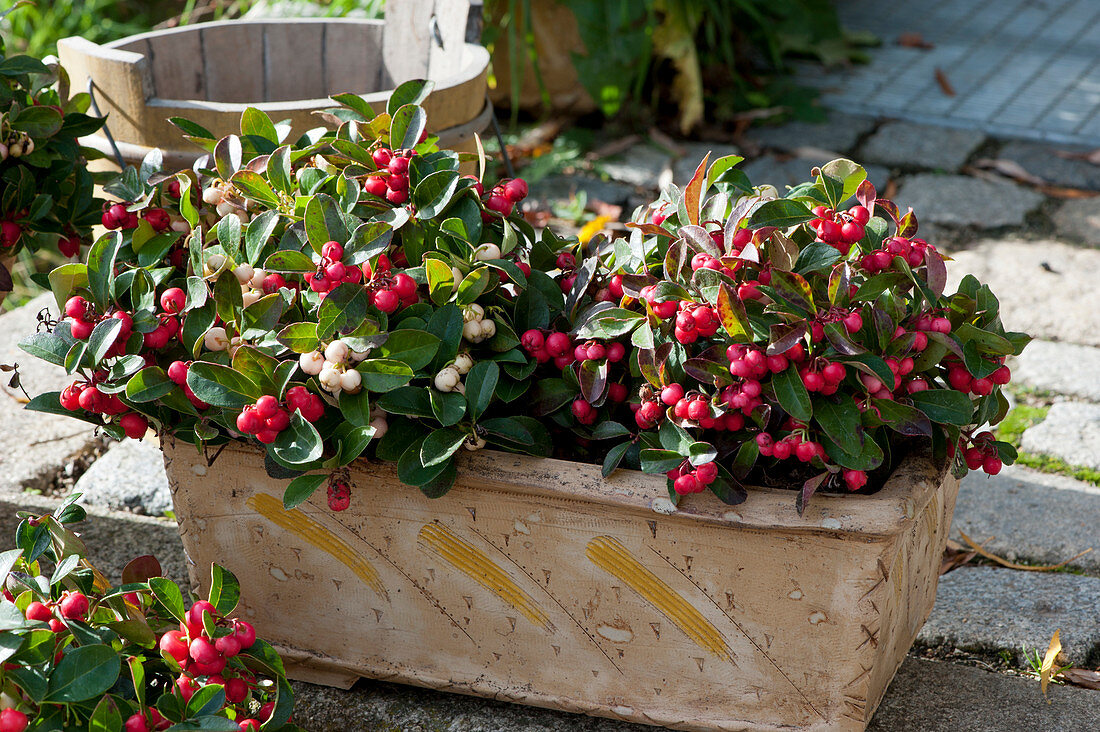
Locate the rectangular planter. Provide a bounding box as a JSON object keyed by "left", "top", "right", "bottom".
{"left": 162, "top": 438, "right": 958, "bottom": 732}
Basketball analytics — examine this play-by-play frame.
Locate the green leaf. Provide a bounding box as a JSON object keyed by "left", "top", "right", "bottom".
{"left": 390, "top": 104, "right": 427, "bottom": 150}
{"left": 687, "top": 441, "right": 717, "bottom": 467}
{"left": 420, "top": 428, "right": 468, "bottom": 467}
{"left": 430, "top": 389, "right": 466, "bottom": 426}
{"left": 304, "top": 193, "right": 350, "bottom": 254}
{"left": 264, "top": 249, "right": 315, "bottom": 274}
{"left": 425, "top": 258, "right": 455, "bottom": 305}
{"left": 45, "top": 644, "right": 120, "bottom": 702}
{"left": 230, "top": 169, "right": 279, "bottom": 207}
{"left": 281, "top": 473, "right": 323, "bottom": 508}
{"left": 241, "top": 107, "right": 278, "bottom": 143}
{"left": 747, "top": 199, "right": 813, "bottom": 229}
{"left": 909, "top": 389, "right": 974, "bottom": 425}
{"left": 276, "top": 322, "right": 320, "bottom": 353}
{"left": 768, "top": 269, "right": 815, "bottom": 315}
{"left": 413, "top": 170, "right": 460, "bottom": 219}
{"left": 591, "top": 421, "right": 631, "bottom": 440}
{"left": 86, "top": 317, "right": 123, "bottom": 367}
{"left": 812, "top": 395, "right": 863, "bottom": 456}
{"left": 186, "top": 684, "right": 227, "bottom": 719}
{"left": 149, "top": 577, "right": 186, "bottom": 622}
{"left": 125, "top": 365, "right": 176, "bottom": 403}
{"left": 273, "top": 412, "right": 324, "bottom": 464}
{"left": 397, "top": 436, "right": 450, "bottom": 486}
{"left": 455, "top": 266, "right": 490, "bottom": 305}
{"left": 601, "top": 441, "right": 631, "bottom": 477}
{"left": 186, "top": 362, "right": 261, "bottom": 408}
{"left": 377, "top": 386, "right": 433, "bottom": 418}
{"left": 18, "top": 330, "right": 72, "bottom": 367}
{"left": 821, "top": 430, "right": 884, "bottom": 471}
{"left": 356, "top": 358, "right": 414, "bottom": 393}
{"left": 872, "top": 399, "right": 933, "bottom": 437}
{"left": 318, "top": 283, "right": 371, "bottom": 340}
{"left": 345, "top": 221, "right": 393, "bottom": 264}
{"left": 88, "top": 692, "right": 122, "bottom": 732}
{"left": 208, "top": 564, "right": 240, "bottom": 616}
{"left": 387, "top": 80, "right": 434, "bottom": 115}
{"left": 529, "top": 378, "right": 576, "bottom": 416}
{"left": 87, "top": 232, "right": 121, "bottom": 310}
{"left": 377, "top": 329, "right": 440, "bottom": 370}
{"left": 640, "top": 448, "right": 685, "bottom": 474}
{"left": 465, "top": 360, "right": 499, "bottom": 421}
{"left": 773, "top": 364, "right": 812, "bottom": 422}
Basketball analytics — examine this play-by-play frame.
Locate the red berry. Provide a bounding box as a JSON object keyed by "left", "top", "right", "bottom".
{"left": 120, "top": 413, "right": 149, "bottom": 439}
{"left": 849, "top": 205, "right": 870, "bottom": 225}
{"left": 503, "top": 178, "right": 529, "bottom": 202}
{"left": 124, "top": 713, "right": 149, "bottom": 732}
{"left": 545, "top": 332, "right": 572, "bottom": 358}
{"left": 255, "top": 429, "right": 278, "bottom": 445}
{"left": 372, "top": 147, "right": 392, "bottom": 167}
{"left": 485, "top": 194, "right": 512, "bottom": 216}
{"left": 176, "top": 674, "right": 198, "bottom": 702}
{"left": 70, "top": 319, "right": 94, "bottom": 340}
{"left": 695, "top": 462, "right": 718, "bottom": 485}
{"left": 60, "top": 383, "right": 84, "bottom": 411}
{"left": 238, "top": 721, "right": 260, "bottom": 732}
{"left": 991, "top": 365, "right": 1011, "bottom": 385}
{"left": 59, "top": 591, "right": 89, "bottom": 620}
{"left": 65, "top": 296, "right": 88, "bottom": 319}
{"left": 25, "top": 600, "right": 52, "bottom": 622}
{"left": 188, "top": 636, "right": 219, "bottom": 665}
{"left": 392, "top": 273, "right": 417, "bottom": 299}
{"left": 660, "top": 384, "right": 684, "bottom": 406}
{"left": 225, "top": 677, "right": 249, "bottom": 704}
{"left": 608, "top": 383, "right": 628, "bottom": 402}
{"left": 673, "top": 475, "right": 698, "bottom": 495}
{"left": 233, "top": 620, "right": 256, "bottom": 649}
{"left": 262, "top": 273, "right": 287, "bottom": 294}
{"left": 843, "top": 469, "right": 868, "bottom": 491}
{"left": 167, "top": 360, "right": 189, "bottom": 385}
{"left": 159, "top": 629, "right": 189, "bottom": 663}
{"left": 322, "top": 241, "right": 344, "bottom": 260}
{"left": 843, "top": 312, "right": 863, "bottom": 333}
{"left": 265, "top": 409, "right": 291, "bottom": 433}
{"left": 254, "top": 396, "right": 279, "bottom": 420}
{"left": 215, "top": 634, "right": 241, "bottom": 658}
{"left": 686, "top": 399, "right": 708, "bottom": 421}
{"left": 187, "top": 600, "right": 218, "bottom": 631}
{"left": 373, "top": 288, "right": 399, "bottom": 313}
{"left": 0, "top": 709, "right": 29, "bottom": 732}
{"left": 982, "top": 455, "right": 1003, "bottom": 475}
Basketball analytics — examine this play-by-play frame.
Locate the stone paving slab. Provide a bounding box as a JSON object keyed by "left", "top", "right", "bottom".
{"left": 952, "top": 465, "right": 1100, "bottom": 573}
{"left": 600, "top": 144, "right": 672, "bottom": 189}
{"left": 0, "top": 293, "right": 99, "bottom": 493}
{"left": 894, "top": 174, "right": 1045, "bottom": 228}
{"left": 858, "top": 121, "right": 986, "bottom": 172}
{"left": 671, "top": 141, "right": 742, "bottom": 187}
{"left": 998, "top": 140, "right": 1100, "bottom": 191}
{"left": 1012, "top": 340, "right": 1100, "bottom": 402}
{"left": 75, "top": 438, "right": 173, "bottom": 516}
{"left": 744, "top": 112, "right": 876, "bottom": 156}
{"left": 945, "top": 239, "right": 1100, "bottom": 348}
{"left": 918, "top": 566, "right": 1100, "bottom": 664}
{"left": 528, "top": 174, "right": 641, "bottom": 211}
{"left": 1051, "top": 197, "right": 1100, "bottom": 247}
{"left": 866, "top": 657, "right": 1100, "bottom": 732}
{"left": 1019, "top": 401, "right": 1100, "bottom": 470}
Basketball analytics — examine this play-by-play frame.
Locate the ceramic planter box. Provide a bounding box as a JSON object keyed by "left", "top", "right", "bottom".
{"left": 161, "top": 438, "right": 959, "bottom": 732}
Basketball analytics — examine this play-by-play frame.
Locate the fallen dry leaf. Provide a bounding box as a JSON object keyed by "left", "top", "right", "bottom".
{"left": 934, "top": 68, "right": 956, "bottom": 97}
{"left": 588, "top": 199, "right": 622, "bottom": 220}
{"left": 1037, "top": 185, "right": 1100, "bottom": 199}
{"left": 940, "top": 539, "right": 979, "bottom": 575}
{"left": 1041, "top": 630, "right": 1062, "bottom": 701}
{"left": 1061, "top": 668, "right": 1100, "bottom": 691}
{"left": 585, "top": 134, "right": 642, "bottom": 162}
{"left": 897, "top": 32, "right": 934, "bottom": 49}
{"left": 1054, "top": 147, "right": 1100, "bottom": 166}
{"left": 969, "top": 158, "right": 1047, "bottom": 186}
{"left": 958, "top": 530, "right": 1093, "bottom": 571}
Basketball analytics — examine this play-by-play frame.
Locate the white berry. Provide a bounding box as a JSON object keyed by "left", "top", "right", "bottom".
{"left": 453, "top": 352, "right": 474, "bottom": 375}
{"left": 325, "top": 340, "right": 350, "bottom": 364}
{"left": 370, "top": 416, "right": 389, "bottom": 439}
{"left": 462, "top": 320, "right": 483, "bottom": 342}
{"left": 204, "top": 327, "right": 229, "bottom": 351}
{"left": 250, "top": 268, "right": 267, "bottom": 289}
{"left": 299, "top": 351, "right": 325, "bottom": 375}
{"left": 339, "top": 369, "right": 362, "bottom": 393}
{"left": 202, "top": 186, "right": 223, "bottom": 205}
{"left": 474, "top": 243, "right": 501, "bottom": 261}
{"left": 319, "top": 366, "right": 342, "bottom": 392}
{"left": 434, "top": 367, "right": 460, "bottom": 391}
{"left": 479, "top": 319, "right": 496, "bottom": 339}
{"left": 463, "top": 436, "right": 487, "bottom": 451}
{"left": 464, "top": 303, "right": 485, "bottom": 322}
{"left": 242, "top": 289, "right": 260, "bottom": 307}
{"left": 234, "top": 264, "right": 255, "bottom": 285}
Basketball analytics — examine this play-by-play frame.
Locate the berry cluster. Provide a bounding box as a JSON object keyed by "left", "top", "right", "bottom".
{"left": 471, "top": 176, "right": 528, "bottom": 219}
{"left": 963, "top": 431, "right": 1003, "bottom": 475}
{"left": 810, "top": 205, "right": 869, "bottom": 253}
{"left": 201, "top": 181, "right": 251, "bottom": 225}
{"left": 303, "top": 241, "right": 363, "bottom": 295}
{"left": 147, "top": 601, "right": 263, "bottom": 732}
{"left": 299, "top": 339, "right": 365, "bottom": 396}
{"left": 461, "top": 304, "right": 497, "bottom": 344}
{"left": 365, "top": 147, "right": 416, "bottom": 204}
{"left": 434, "top": 352, "right": 474, "bottom": 393}
{"left": 60, "top": 373, "right": 149, "bottom": 438}
{"left": 672, "top": 301, "right": 720, "bottom": 344}
{"left": 235, "top": 395, "right": 293, "bottom": 444}
{"left": 356, "top": 253, "right": 418, "bottom": 313}
{"left": 861, "top": 235, "right": 930, "bottom": 273}
{"left": 666, "top": 459, "right": 718, "bottom": 495}
{"left": 100, "top": 202, "right": 140, "bottom": 231}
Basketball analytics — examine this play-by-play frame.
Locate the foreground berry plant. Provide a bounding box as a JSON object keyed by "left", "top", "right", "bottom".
{"left": 0, "top": 5, "right": 106, "bottom": 296}
{"left": 0, "top": 494, "right": 299, "bottom": 730}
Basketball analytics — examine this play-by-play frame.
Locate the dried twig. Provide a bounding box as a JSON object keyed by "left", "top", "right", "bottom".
{"left": 958, "top": 529, "right": 1093, "bottom": 571}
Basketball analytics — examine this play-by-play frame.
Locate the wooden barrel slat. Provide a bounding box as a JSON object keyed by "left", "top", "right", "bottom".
{"left": 324, "top": 21, "right": 384, "bottom": 95}
{"left": 201, "top": 23, "right": 264, "bottom": 103}
{"left": 263, "top": 22, "right": 326, "bottom": 103}
{"left": 145, "top": 30, "right": 206, "bottom": 101}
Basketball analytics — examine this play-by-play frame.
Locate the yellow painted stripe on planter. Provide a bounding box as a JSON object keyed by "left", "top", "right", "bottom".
{"left": 247, "top": 494, "right": 387, "bottom": 600}
{"left": 417, "top": 521, "right": 553, "bottom": 631}
{"left": 586, "top": 536, "right": 732, "bottom": 662}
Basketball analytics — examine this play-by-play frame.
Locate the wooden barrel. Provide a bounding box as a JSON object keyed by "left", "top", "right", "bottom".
{"left": 57, "top": 10, "right": 490, "bottom": 172}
